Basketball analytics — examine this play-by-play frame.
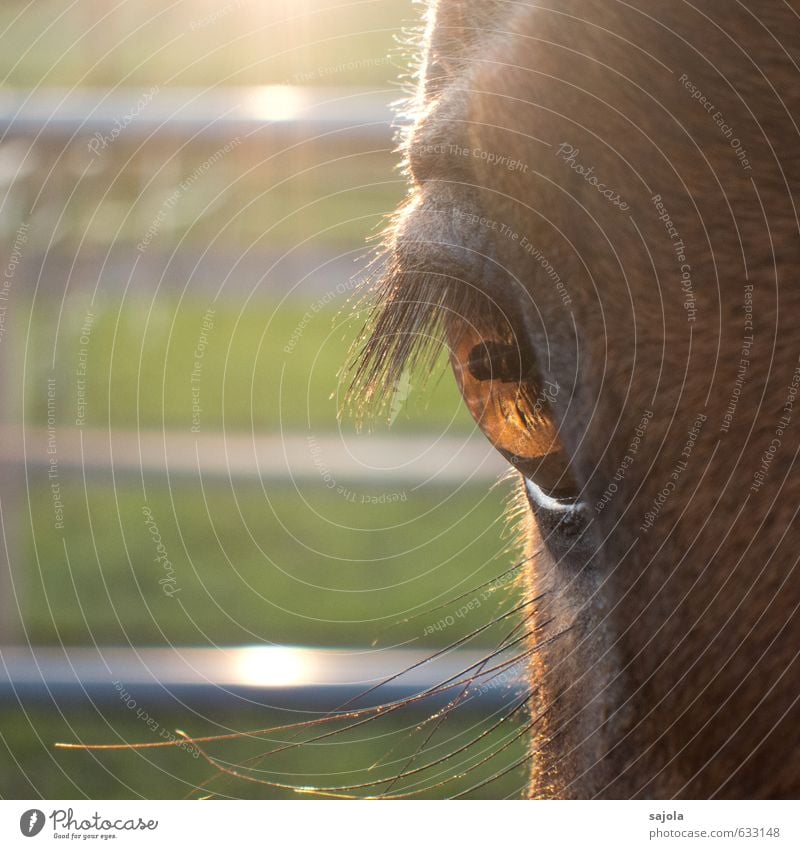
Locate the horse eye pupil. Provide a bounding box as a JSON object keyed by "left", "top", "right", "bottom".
{"left": 467, "top": 341, "right": 523, "bottom": 382}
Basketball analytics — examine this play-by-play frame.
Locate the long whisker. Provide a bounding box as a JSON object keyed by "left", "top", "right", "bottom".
{"left": 54, "top": 606, "right": 541, "bottom": 755}
{"left": 371, "top": 606, "right": 538, "bottom": 795}
{"left": 187, "top": 624, "right": 568, "bottom": 799}
{"left": 188, "top": 609, "right": 543, "bottom": 800}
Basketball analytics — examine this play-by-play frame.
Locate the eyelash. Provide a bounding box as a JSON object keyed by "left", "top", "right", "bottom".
{"left": 346, "top": 254, "right": 513, "bottom": 419}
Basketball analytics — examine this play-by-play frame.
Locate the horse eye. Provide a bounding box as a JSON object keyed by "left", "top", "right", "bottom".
{"left": 448, "top": 324, "right": 578, "bottom": 500}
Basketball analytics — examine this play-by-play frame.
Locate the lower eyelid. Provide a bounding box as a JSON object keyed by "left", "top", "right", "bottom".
{"left": 525, "top": 478, "right": 579, "bottom": 511}
{"left": 524, "top": 479, "right": 590, "bottom": 545}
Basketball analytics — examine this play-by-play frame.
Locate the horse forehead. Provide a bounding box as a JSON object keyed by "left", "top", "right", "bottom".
{"left": 419, "top": 5, "right": 545, "bottom": 147}
{"left": 422, "top": 0, "right": 525, "bottom": 95}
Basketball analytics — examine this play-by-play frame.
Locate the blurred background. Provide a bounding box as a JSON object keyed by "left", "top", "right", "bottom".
{"left": 0, "top": 0, "right": 527, "bottom": 799}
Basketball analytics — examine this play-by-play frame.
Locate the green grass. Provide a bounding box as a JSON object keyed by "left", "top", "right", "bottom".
{"left": 26, "top": 295, "right": 473, "bottom": 433}
{"left": 23, "top": 478, "right": 520, "bottom": 648}
{"left": 0, "top": 705, "right": 528, "bottom": 799}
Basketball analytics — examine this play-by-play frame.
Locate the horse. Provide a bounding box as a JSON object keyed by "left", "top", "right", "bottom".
{"left": 351, "top": 0, "right": 800, "bottom": 798}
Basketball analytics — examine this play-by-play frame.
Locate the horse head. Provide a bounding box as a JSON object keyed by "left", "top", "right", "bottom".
{"left": 352, "top": 0, "right": 800, "bottom": 798}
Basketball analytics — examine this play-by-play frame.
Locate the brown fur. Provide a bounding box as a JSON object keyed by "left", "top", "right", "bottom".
{"left": 354, "top": 0, "right": 800, "bottom": 798}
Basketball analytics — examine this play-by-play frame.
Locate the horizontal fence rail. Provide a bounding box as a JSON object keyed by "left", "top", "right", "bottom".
{"left": 0, "top": 645, "right": 527, "bottom": 711}
{"left": 0, "top": 86, "right": 396, "bottom": 140}
{"left": 1, "top": 425, "right": 507, "bottom": 484}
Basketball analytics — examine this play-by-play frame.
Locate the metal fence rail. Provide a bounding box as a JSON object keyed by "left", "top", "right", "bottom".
{"left": 0, "top": 86, "right": 395, "bottom": 140}
{"left": 0, "top": 645, "right": 526, "bottom": 711}
{"left": 0, "top": 425, "right": 506, "bottom": 484}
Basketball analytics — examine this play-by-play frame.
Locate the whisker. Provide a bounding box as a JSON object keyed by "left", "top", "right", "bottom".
{"left": 374, "top": 606, "right": 543, "bottom": 792}
{"left": 371, "top": 550, "right": 538, "bottom": 641}
{"left": 189, "top": 612, "right": 543, "bottom": 798}
{"left": 186, "top": 624, "right": 568, "bottom": 799}
{"left": 372, "top": 602, "right": 538, "bottom": 792}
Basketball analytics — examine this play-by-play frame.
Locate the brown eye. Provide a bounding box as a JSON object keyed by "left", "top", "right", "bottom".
{"left": 448, "top": 323, "right": 578, "bottom": 499}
